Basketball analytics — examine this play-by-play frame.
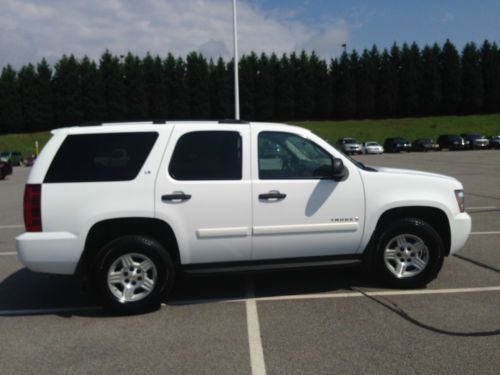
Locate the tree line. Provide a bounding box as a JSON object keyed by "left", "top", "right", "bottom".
{"left": 0, "top": 39, "right": 499, "bottom": 134}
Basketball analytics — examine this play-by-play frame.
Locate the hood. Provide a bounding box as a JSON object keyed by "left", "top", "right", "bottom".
{"left": 374, "top": 167, "right": 458, "bottom": 183}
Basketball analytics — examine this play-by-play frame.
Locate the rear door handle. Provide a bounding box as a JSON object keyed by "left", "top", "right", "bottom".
{"left": 162, "top": 193, "right": 192, "bottom": 202}
{"left": 259, "top": 192, "right": 287, "bottom": 200}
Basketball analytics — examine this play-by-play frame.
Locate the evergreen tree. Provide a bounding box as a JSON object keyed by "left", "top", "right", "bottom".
{"left": 185, "top": 52, "right": 210, "bottom": 119}
{"left": 239, "top": 52, "right": 258, "bottom": 120}
{"left": 292, "top": 51, "right": 314, "bottom": 120}
{"left": 420, "top": 44, "right": 442, "bottom": 115}
{"left": 100, "top": 50, "right": 126, "bottom": 121}
{"left": 209, "top": 57, "right": 231, "bottom": 119}
{"left": 376, "top": 48, "right": 398, "bottom": 117}
{"left": 124, "top": 53, "right": 148, "bottom": 119}
{"left": 0, "top": 65, "right": 23, "bottom": 133}
{"left": 397, "top": 43, "right": 420, "bottom": 116}
{"left": 275, "top": 54, "right": 295, "bottom": 120}
{"left": 52, "top": 55, "right": 82, "bottom": 126}
{"left": 18, "top": 64, "right": 38, "bottom": 132}
{"left": 35, "top": 59, "right": 54, "bottom": 130}
{"left": 356, "top": 47, "right": 379, "bottom": 118}
{"left": 164, "top": 54, "right": 188, "bottom": 119}
{"left": 332, "top": 51, "right": 356, "bottom": 118}
{"left": 480, "top": 40, "right": 500, "bottom": 113}
{"left": 310, "top": 52, "right": 331, "bottom": 119}
{"left": 79, "top": 56, "right": 104, "bottom": 122}
{"left": 461, "top": 42, "right": 483, "bottom": 113}
{"left": 440, "top": 39, "right": 461, "bottom": 114}
{"left": 254, "top": 53, "right": 275, "bottom": 121}
{"left": 142, "top": 54, "right": 168, "bottom": 119}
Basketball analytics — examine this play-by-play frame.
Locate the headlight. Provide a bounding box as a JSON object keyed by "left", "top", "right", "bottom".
{"left": 454, "top": 190, "right": 465, "bottom": 212}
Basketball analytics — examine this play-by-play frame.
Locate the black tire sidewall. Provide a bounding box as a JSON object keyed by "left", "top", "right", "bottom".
{"left": 374, "top": 218, "right": 444, "bottom": 288}
{"left": 93, "top": 235, "right": 174, "bottom": 313}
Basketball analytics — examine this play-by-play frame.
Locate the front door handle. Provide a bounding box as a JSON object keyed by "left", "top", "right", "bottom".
{"left": 162, "top": 193, "right": 192, "bottom": 202}
{"left": 259, "top": 192, "right": 287, "bottom": 200}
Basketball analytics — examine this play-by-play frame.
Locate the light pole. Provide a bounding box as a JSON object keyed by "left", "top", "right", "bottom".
{"left": 232, "top": 0, "right": 240, "bottom": 120}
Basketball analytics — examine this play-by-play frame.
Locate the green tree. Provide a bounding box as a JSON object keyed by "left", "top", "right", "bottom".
{"left": 185, "top": 52, "right": 210, "bottom": 118}
{"left": 292, "top": 51, "right": 314, "bottom": 120}
{"left": 0, "top": 65, "right": 23, "bottom": 133}
{"left": 376, "top": 48, "right": 398, "bottom": 117}
{"left": 254, "top": 52, "right": 275, "bottom": 121}
{"left": 35, "top": 59, "right": 54, "bottom": 130}
{"left": 275, "top": 54, "right": 295, "bottom": 120}
{"left": 18, "top": 64, "right": 38, "bottom": 132}
{"left": 332, "top": 51, "right": 356, "bottom": 118}
{"left": 397, "top": 43, "right": 420, "bottom": 116}
{"left": 357, "top": 47, "right": 379, "bottom": 118}
{"left": 142, "top": 54, "right": 167, "bottom": 119}
{"left": 100, "top": 50, "right": 126, "bottom": 121}
{"left": 480, "top": 40, "right": 500, "bottom": 113}
{"left": 440, "top": 39, "right": 461, "bottom": 114}
{"left": 164, "top": 54, "right": 188, "bottom": 119}
{"left": 53, "top": 55, "right": 82, "bottom": 126}
{"left": 79, "top": 56, "right": 104, "bottom": 122}
{"left": 461, "top": 42, "right": 483, "bottom": 114}
{"left": 239, "top": 52, "right": 258, "bottom": 120}
{"left": 420, "top": 44, "right": 442, "bottom": 115}
{"left": 209, "top": 57, "right": 231, "bottom": 119}
{"left": 310, "top": 52, "right": 331, "bottom": 119}
{"left": 124, "top": 53, "right": 148, "bottom": 120}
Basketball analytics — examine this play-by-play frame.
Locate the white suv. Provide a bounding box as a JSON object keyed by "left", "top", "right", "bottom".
{"left": 17, "top": 121, "right": 471, "bottom": 312}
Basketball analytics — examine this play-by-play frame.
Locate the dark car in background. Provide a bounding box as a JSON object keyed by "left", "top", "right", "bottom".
{"left": 383, "top": 137, "right": 411, "bottom": 153}
{"left": 0, "top": 151, "right": 23, "bottom": 166}
{"left": 0, "top": 159, "right": 12, "bottom": 179}
{"left": 460, "top": 133, "right": 489, "bottom": 150}
{"left": 487, "top": 135, "right": 500, "bottom": 149}
{"left": 412, "top": 138, "right": 440, "bottom": 152}
{"left": 337, "top": 137, "right": 363, "bottom": 155}
{"left": 437, "top": 135, "right": 466, "bottom": 150}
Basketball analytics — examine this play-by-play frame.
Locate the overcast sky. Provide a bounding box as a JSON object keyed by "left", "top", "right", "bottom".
{"left": 1, "top": 0, "right": 499, "bottom": 68}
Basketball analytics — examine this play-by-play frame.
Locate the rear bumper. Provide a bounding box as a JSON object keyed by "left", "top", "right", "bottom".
{"left": 449, "top": 212, "right": 472, "bottom": 255}
{"left": 16, "top": 232, "right": 83, "bottom": 275}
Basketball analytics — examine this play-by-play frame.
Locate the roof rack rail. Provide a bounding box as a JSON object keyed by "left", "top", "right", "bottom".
{"left": 218, "top": 119, "right": 250, "bottom": 124}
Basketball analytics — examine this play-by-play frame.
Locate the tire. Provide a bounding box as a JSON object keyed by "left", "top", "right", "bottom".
{"left": 372, "top": 218, "right": 444, "bottom": 288}
{"left": 92, "top": 235, "right": 175, "bottom": 313}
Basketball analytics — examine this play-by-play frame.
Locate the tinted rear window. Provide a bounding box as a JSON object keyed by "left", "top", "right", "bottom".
{"left": 44, "top": 132, "right": 158, "bottom": 183}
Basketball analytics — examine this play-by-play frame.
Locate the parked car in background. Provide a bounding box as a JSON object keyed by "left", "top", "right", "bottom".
{"left": 460, "top": 133, "right": 489, "bottom": 150}
{"left": 412, "top": 138, "right": 440, "bottom": 152}
{"left": 363, "top": 141, "right": 384, "bottom": 154}
{"left": 0, "top": 159, "right": 12, "bottom": 179}
{"left": 24, "top": 155, "right": 36, "bottom": 167}
{"left": 487, "top": 135, "right": 500, "bottom": 149}
{"left": 383, "top": 137, "right": 411, "bottom": 153}
{"left": 337, "top": 137, "right": 363, "bottom": 155}
{"left": 437, "top": 135, "right": 466, "bottom": 151}
{"left": 0, "top": 151, "right": 23, "bottom": 166}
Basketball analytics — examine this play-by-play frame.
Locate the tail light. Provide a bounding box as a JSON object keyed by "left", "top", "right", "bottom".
{"left": 24, "top": 184, "right": 42, "bottom": 232}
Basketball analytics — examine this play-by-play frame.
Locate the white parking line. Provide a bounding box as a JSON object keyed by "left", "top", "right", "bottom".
{"left": 0, "top": 252, "right": 17, "bottom": 256}
{"left": 471, "top": 231, "right": 500, "bottom": 235}
{"left": 245, "top": 277, "right": 267, "bottom": 375}
{"left": 0, "top": 306, "right": 101, "bottom": 316}
{"left": 0, "top": 225, "right": 23, "bottom": 229}
{"left": 467, "top": 206, "right": 497, "bottom": 210}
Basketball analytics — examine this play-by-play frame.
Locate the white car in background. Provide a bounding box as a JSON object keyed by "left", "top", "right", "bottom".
{"left": 363, "top": 141, "right": 384, "bottom": 154}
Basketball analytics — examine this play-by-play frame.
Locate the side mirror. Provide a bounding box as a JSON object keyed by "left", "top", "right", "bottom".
{"left": 331, "top": 158, "right": 347, "bottom": 181}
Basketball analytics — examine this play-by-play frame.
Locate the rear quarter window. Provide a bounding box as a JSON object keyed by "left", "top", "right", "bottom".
{"left": 44, "top": 132, "right": 158, "bottom": 183}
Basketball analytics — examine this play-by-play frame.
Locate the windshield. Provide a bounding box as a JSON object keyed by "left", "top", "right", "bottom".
{"left": 344, "top": 139, "right": 358, "bottom": 144}
{"left": 449, "top": 135, "right": 463, "bottom": 141}
{"left": 366, "top": 142, "right": 378, "bottom": 146}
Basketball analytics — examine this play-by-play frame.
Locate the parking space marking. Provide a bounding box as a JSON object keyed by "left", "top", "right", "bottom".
{"left": 471, "top": 231, "right": 500, "bottom": 235}
{"left": 245, "top": 277, "right": 267, "bottom": 375}
{"left": 0, "top": 306, "right": 101, "bottom": 317}
{"left": 467, "top": 206, "right": 497, "bottom": 210}
{"left": 0, "top": 252, "right": 16, "bottom": 256}
{"left": 0, "top": 225, "right": 23, "bottom": 229}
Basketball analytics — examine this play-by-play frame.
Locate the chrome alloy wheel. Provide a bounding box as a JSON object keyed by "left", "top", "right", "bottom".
{"left": 107, "top": 253, "right": 158, "bottom": 303}
{"left": 383, "top": 234, "right": 429, "bottom": 279}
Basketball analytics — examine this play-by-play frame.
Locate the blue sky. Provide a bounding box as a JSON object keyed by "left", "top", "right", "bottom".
{"left": 0, "top": 0, "right": 499, "bottom": 68}
{"left": 254, "top": 0, "right": 500, "bottom": 51}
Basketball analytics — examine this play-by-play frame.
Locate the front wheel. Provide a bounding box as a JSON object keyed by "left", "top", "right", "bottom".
{"left": 372, "top": 218, "right": 444, "bottom": 288}
{"left": 93, "top": 235, "right": 175, "bottom": 313}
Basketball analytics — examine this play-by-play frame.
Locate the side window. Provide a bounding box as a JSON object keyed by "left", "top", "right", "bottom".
{"left": 44, "top": 132, "right": 158, "bottom": 183}
{"left": 169, "top": 131, "right": 242, "bottom": 180}
{"left": 258, "top": 132, "right": 333, "bottom": 180}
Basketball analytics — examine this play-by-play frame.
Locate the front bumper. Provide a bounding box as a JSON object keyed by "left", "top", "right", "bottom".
{"left": 16, "top": 232, "right": 83, "bottom": 275}
{"left": 449, "top": 212, "right": 472, "bottom": 255}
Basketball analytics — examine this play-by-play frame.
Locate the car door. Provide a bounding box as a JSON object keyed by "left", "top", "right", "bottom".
{"left": 251, "top": 126, "right": 365, "bottom": 260}
{"left": 155, "top": 124, "right": 252, "bottom": 265}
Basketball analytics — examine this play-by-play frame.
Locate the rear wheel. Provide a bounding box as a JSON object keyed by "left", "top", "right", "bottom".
{"left": 372, "top": 218, "right": 444, "bottom": 288}
{"left": 93, "top": 235, "right": 175, "bottom": 313}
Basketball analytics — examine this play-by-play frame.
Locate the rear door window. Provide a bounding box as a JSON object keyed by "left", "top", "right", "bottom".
{"left": 44, "top": 132, "right": 158, "bottom": 183}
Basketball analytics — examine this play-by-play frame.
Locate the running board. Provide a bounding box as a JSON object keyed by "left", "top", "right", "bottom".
{"left": 182, "top": 257, "right": 361, "bottom": 275}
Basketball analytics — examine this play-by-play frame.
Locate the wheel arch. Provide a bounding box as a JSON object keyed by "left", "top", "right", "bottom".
{"left": 76, "top": 217, "right": 180, "bottom": 278}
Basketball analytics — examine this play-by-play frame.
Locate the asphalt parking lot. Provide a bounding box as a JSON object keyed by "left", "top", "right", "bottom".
{"left": 0, "top": 150, "right": 499, "bottom": 374}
